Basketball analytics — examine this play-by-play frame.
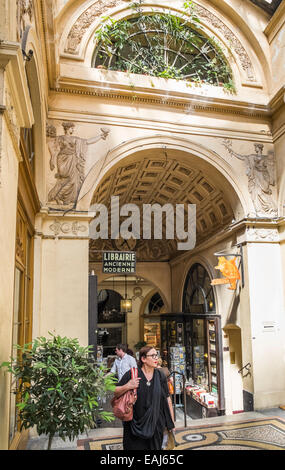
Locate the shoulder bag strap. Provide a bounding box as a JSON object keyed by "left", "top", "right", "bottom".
{"left": 131, "top": 367, "right": 138, "bottom": 398}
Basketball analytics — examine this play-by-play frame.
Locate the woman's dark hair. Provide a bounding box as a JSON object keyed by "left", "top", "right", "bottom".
{"left": 138, "top": 345, "right": 154, "bottom": 367}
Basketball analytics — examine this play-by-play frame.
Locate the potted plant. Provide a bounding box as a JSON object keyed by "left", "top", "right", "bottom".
{"left": 1, "top": 334, "right": 116, "bottom": 450}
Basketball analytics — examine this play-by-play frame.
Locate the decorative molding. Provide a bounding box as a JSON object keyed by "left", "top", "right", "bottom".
{"left": 49, "top": 219, "right": 88, "bottom": 237}
{"left": 170, "top": 217, "right": 284, "bottom": 267}
{"left": 63, "top": 0, "right": 256, "bottom": 82}
{"left": 0, "top": 41, "right": 34, "bottom": 127}
{"left": 51, "top": 86, "right": 270, "bottom": 119}
{"left": 16, "top": 211, "right": 26, "bottom": 265}
{"left": 264, "top": 0, "right": 285, "bottom": 43}
{"left": 48, "top": 107, "right": 273, "bottom": 143}
{"left": 195, "top": 4, "right": 255, "bottom": 82}
{"left": 3, "top": 88, "right": 22, "bottom": 165}
{"left": 5, "top": 88, "right": 20, "bottom": 143}
{"left": 246, "top": 227, "right": 279, "bottom": 242}
{"left": 65, "top": 0, "right": 124, "bottom": 54}
{"left": 269, "top": 85, "right": 285, "bottom": 115}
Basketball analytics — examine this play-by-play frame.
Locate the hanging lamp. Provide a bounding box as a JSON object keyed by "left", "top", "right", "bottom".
{"left": 120, "top": 275, "right": 132, "bottom": 312}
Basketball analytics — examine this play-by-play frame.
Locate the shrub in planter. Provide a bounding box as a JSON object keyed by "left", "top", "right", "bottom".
{"left": 1, "top": 334, "right": 116, "bottom": 450}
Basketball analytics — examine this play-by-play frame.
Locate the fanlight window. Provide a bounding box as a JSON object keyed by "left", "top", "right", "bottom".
{"left": 93, "top": 14, "right": 233, "bottom": 87}
{"left": 182, "top": 263, "right": 215, "bottom": 313}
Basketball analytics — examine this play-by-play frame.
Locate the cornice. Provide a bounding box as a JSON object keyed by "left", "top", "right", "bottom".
{"left": 51, "top": 84, "right": 271, "bottom": 120}
{"left": 269, "top": 85, "right": 285, "bottom": 114}
{"left": 0, "top": 41, "right": 34, "bottom": 128}
{"left": 264, "top": 0, "right": 285, "bottom": 43}
{"left": 170, "top": 217, "right": 284, "bottom": 267}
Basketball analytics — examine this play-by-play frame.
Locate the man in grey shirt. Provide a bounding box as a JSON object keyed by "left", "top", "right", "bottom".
{"left": 110, "top": 344, "right": 137, "bottom": 381}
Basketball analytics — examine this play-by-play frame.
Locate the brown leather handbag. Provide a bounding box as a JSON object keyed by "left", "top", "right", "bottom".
{"left": 111, "top": 367, "right": 138, "bottom": 421}
{"left": 168, "top": 379, "right": 174, "bottom": 395}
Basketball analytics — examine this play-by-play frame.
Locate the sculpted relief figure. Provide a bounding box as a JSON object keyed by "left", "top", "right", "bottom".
{"left": 223, "top": 140, "right": 277, "bottom": 217}
{"left": 47, "top": 122, "right": 110, "bottom": 206}
{"left": 17, "top": 0, "right": 33, "bottom": 42}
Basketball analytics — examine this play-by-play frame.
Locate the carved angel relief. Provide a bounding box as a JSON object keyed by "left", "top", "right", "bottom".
{"left": 46, "top": 121, "right": 110, "bottom": 207}
{"left": 223, "top": 140, "right": 277, "bottom": 218}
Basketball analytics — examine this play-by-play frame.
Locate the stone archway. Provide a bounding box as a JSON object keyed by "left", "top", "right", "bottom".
{"left": 86, "top": 135, "right": 246, "bottom": 357}
{"left": 79, "top": 135, "right": 247, "bottom": 216}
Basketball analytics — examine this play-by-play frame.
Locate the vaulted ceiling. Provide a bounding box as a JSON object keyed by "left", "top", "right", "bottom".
{"left": 89, "top": 154, "right": 235, "bottom": 262}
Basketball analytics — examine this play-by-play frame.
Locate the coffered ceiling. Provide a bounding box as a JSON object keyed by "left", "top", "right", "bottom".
{"left": 89, "top": 154, "right": 235, "bottom": 262}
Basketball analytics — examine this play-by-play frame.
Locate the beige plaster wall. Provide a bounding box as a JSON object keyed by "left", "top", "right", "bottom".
{"left": 266, "top": 2, "right": 285, "bottom": 97}
{"left": 273, "top": 106, "right": 285, "bottom": 214}
{"left": 0, "top": 118, "right": 19, "bottom": 449}
{"left": 0, "top": 0, "right": 16, "bottom": 42}
{"left": 38, "top": 236, "right": 89, "bottom": 345}
{"left": 246, "top": 241, "right": 285, "bottom": 408}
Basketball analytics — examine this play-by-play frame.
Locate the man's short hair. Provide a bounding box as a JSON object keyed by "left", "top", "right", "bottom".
{"left": 116, "top": 344, "right": 127, "bottom": 352}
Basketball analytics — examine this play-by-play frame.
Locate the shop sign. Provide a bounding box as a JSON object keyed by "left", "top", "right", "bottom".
{"left": 102, "top": 251, "right": 136, "bottom": 274}
{"left": 211, "top": 256, "right": 240, "bottom": 290}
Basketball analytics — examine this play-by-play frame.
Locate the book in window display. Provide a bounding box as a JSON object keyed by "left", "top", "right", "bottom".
{"left": 170, "top": 346, "right": 186, "bottom": 394}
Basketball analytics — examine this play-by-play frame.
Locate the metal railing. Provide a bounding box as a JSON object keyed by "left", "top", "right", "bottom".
{"left": 168, "top": 371, "right": 187, "bottom": 428}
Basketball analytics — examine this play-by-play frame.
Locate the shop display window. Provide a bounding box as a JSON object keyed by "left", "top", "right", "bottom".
{"left": 193, "top": 319, "right": 208, "bottom": 387}
{"left": 144, "top": 320, "right": 161, "bottom": 349}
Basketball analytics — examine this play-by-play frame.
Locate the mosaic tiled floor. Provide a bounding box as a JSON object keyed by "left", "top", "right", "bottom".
{"left": 77, "top": 418, "right": 285, "bottom": 450}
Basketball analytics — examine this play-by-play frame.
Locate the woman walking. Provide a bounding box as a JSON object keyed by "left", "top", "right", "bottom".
{"left": 114, "top": 346, "right": 175, "bottom": 450}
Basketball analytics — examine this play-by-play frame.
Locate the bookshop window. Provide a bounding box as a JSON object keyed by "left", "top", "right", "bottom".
{"left": 98, "top": 289, "right": 125, "bottom": 323}
{"left": 182, "top": 263, "right": 215, "bottom": 313}
{"left": 143, "top": 293, "right": 164, "bottom": 349}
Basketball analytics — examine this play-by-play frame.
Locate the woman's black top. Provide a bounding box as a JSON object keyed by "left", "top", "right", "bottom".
{"left": 117, "top": 367, "right": 174, "bottom": 450}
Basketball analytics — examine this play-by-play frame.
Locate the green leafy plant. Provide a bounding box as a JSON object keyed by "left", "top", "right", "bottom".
{"left": 93, "top": 1, "right": 234, "bottom": 90}
{"left": 223, "top": 78, "right": 236, "bottom": 93}
{"left": 0, "top": 334, "right": 116, "bottom": 450}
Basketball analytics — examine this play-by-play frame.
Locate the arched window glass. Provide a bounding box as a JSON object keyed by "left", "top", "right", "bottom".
{"left": 183, "top": 263, "right": 215, "bottom": 313}
{"left": 145, "top": 292, "right": 164, "bottom": 314}
{"left": 93, "top": 13, "right": 233, "bottom": 87}
{"left": 98, "top": 289, "right": 125, "bottom": 323}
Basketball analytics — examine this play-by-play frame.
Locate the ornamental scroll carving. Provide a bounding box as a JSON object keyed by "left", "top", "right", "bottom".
{"left": 49, "top": 220, "right": 87, "bottom": 237}
{"left": 246, "top": 227, "right": 279, "bottom": 242}
{"left": 65, "top": 0, "right": 124, "bottom": 54}
{"left": 195, "top": 5, "right": 255, "bottom": 81}
{"left": 63, "top": 0, "right": 255, "bottom": 81}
